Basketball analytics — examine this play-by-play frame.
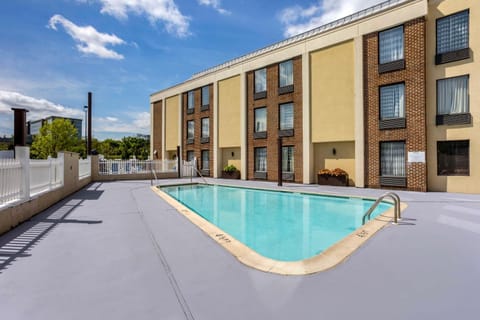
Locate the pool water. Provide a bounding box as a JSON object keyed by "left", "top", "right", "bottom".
{"left": 160, "top": 184, "right": 392, "bottom": 262}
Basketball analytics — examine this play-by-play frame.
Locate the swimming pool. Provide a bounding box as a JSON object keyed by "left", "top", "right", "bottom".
{"left": 158, "top": 184, "right": 393, "bottom": 264}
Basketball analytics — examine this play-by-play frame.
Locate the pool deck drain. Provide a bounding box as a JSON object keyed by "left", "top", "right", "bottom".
{"left": 0, "top": 179, "right": 479, "bottom": 320}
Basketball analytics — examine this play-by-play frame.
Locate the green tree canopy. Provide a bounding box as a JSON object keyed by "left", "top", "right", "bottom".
{"left": 119, "top": 136, "right": 149, "bottom": 160}
{"left": 31, "top": 119, "right": 81, "bottom": 159}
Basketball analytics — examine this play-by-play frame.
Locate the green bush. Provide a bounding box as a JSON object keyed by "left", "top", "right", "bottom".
{"left": 223, "top": 164, "right": 237, "bottom": 172}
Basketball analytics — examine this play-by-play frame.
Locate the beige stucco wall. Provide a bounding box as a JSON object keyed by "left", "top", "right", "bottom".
{"left": 313, "top": 142, "right": 356, "bottom": 186}
{"left": 218, "top": 75, "right": 241, "bottom": 148}
{"left": 165, "top": 95, "right": 180, "bottom": 151}
{"left": 310, "top": 41, "right": 355, "bottom": 143}
{"left": 220, "top": 147, "right": 241, "bottom": 172}
{"left": 426, "top": 0, "right": 480, "bottom": 193}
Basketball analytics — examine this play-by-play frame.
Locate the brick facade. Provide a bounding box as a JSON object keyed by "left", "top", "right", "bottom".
{"left": 182, "top": 85, "right": 214, "bottom": 176}
{"left": 246, "top": 56, "right": 303, "bottom": 183}
{"left": 152, "top": 100, "right": 162, "bottom": 160}
{"left": 363, "top": 18, "right": 427, "bottom": 192}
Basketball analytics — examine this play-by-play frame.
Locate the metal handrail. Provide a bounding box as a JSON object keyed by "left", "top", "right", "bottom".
{"left": 186, "top": 163, "right": 209, "bottom": 185}
{"left": 150, "top": 167, "right": 158, "bottom": 186}
{"left": 362, "top": 192, "right": 401, "bottom": 225}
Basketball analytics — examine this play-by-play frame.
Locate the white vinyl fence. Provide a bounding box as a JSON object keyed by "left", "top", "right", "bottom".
{"left": 0, "top": 148, "right": 64, "bottom": 208}
{"left": 0, "top": 158, "right": 23, "bottom": 206}
{"left": 98, "top": 159, "right": 177, "bottom": 175}
{"left": 79, "top": 157, "right": 91, "bottom": 179}
{"left": 30, "top": 157, "right": 64, "bottom": 196}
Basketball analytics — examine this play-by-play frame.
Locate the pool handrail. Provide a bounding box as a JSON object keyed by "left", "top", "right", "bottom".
{"left": 362, "top": 192, "right": 401, "bottom": 225}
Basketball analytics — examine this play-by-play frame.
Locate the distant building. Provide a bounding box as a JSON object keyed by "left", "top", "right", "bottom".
{"left": 27, "top": 116, "right": 83, "bottom": 142}
{"left": 136, "top": 134, "right": 150, "bottom": 140}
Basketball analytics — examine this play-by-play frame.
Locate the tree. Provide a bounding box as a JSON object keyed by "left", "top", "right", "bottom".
{"left": 119, "top": 136, "right": 149, "bottom": 160}
{"left": 31, "top": 119, "right": 81, "bottom": 159}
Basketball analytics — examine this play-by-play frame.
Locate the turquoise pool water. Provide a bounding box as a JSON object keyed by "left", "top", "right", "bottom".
{"left": 160, "top": 184, "right": 392, "bottom": 262}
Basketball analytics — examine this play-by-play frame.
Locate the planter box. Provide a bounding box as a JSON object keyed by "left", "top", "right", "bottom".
{"left": 221, "top": 170, "right": 240, "bottom": 179}
{"left": 317, "top": 174, "right": 348, "bottom": 187}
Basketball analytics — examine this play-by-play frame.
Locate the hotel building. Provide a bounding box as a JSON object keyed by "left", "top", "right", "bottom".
{"left": 150, "top": 0, "right": 479, "bottom": 193}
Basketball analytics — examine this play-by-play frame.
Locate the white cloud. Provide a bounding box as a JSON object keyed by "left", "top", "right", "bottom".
{"left": 0, "top": 90, "right": 84, "bottom": 136}
{"left": 94, "top": 112, "right": 150, "bottom": 135}
{"left": 48, "top": 14, "right": 126, "bottom": 60}
{"left": 92, "top": 0, "right": 190, "bottom": 37}
{"left": 279, "top": 0, "right": 384, "bottom": 37}
{"left": 197, "top": 0, "right": 230, "bottom": 15}
{"left": 0, "top": 90, "right": 150, "bottom": 138}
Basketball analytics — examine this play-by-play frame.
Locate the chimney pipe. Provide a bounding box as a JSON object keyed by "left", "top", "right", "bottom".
{"left": 11, "top": 108, "right": 29, "bottom": 146}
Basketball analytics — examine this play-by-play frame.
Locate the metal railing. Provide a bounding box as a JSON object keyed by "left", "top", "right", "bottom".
{"left": 99, "top": 159, "right": 177, "bottom": 175}
{"left": 362, "top": 192, "right": 401, "bottom": 225}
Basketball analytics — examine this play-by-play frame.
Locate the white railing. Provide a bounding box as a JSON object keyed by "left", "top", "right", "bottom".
{"left": 182, "top": 160, "right": 197, "bottom": 177}
{"left": 79, "top": 157, "right": 91, "bottom": 179}
{"left": 30, "top": 157, "right": 64, "bottom": 196}
{"left": 0, "top": 158, "right": 22, "bottom": 207}
{"left": 0, "top": 148, "right": 64, "bottom": 208}
{"left": 98, "top": 159, "right": 177, "bottom": 175}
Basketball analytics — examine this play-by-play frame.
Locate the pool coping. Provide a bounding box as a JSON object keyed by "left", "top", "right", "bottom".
{"left": 151, "top": 183, "right": 407, "bottom": 275}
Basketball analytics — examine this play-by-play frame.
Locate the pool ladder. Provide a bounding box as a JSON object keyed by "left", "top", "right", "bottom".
{"left": 189, "top": 164, "right": 209, "bottom": 185}
{"left": 362, "top": 192, "right": 401, "bottom": 225}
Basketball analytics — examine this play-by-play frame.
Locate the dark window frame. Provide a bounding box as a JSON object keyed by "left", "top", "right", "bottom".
{"left": 378, "top": 82, "right": 406, "bottom": 129}
{"left": 254, "top": 106, "right": 267, "bottom": 139}
{"left": 187, "top": 91, "right": 195, "bottom": 114}
{"left": 254, "top": 68, "right": 267, "bottom": 99}
{"left": 254, "top": 147, "right": 267, "bottom": 179}
{"left": 379, "top": 140, "right": 407, "bottom": 187}
{"left": 378, "top": 25, "right": 405, "bottom": 73}
{"left": 201, "top": 117, "right": 210, "bottom": 143}
{"left": 437, "top": 140, "right": 470, "bottom": 176}
{"left": 201, "top": 85, "right": 210, "bottom": 111}
{"left": 435, "top": 9, "right": 470, "bottom": 65}
{"left": 436, "top": 75, "right": 471, "bottom": 126}
{"left": 278, "top": 59, "right": 294, "bottom": 94}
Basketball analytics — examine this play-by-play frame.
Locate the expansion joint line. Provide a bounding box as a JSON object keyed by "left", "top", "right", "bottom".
{"left": 129, "top": 188, "right": 195, "bottom": 320}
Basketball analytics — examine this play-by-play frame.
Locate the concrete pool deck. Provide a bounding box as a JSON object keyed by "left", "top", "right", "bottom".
{"left": 0, "top": 179, "right": 479, "bottom": 319}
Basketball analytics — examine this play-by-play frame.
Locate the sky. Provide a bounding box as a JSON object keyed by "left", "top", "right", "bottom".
{"left": 0, "top": 0, "right": 385, "bottom": 140}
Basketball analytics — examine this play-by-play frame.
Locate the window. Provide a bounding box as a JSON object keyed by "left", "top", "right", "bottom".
{"left": 254, "top": 68, "right": 267, "bottom": 98}
{"left": 437, "top": 75, "right": 470, "bottom": 125}
{"left": 437, "top": 76, "right": 469, "bottom": 115}
{"left": 379, "top": 83, "right": 405, "bottom": 129}
{"left": 201, "top": 86, "right": 209, "bottom": 109}
{"left": 380, "top": 83, "right": 405, "bottom": 119}
{"left": 282, "top": 146, "right": 294, "bottom": 173}
{"left": 201, "top": 118, "right": 209, "bottom": 143}
{"left": 201, "top": 150, "right": 210, "bottom": 171}
{"left": 186, "top": 151, "right": 195, "bottom": 162}
{"left": 201, "top": 118, "right": 209, "bottom": 138}
{"left": 187, "top": 120, "right": 194, "bottom": 143}
{"left": 379, "top": 26, "right": 404, "bottom": 64}
{"left": 187, "top": 91, "right": 194, "bottom": 112}
{"left": 380, "top": 141, "right": 406, "bottom": 179}
{"left": 437, "top": 140, "right": 469, "bottom": 176}
{"left": 279, "top": 102, "right": 294, "bottom": 133}
{"left": 279, "top": 60, "right": 293, "bottom": 88}
{"left": 436, "top": 10, "right": 469, "bottom": 64}
{"left": 254, "top": 147, "right": 267, "bottom": 172}
{"left": 254, "top": 107, "right": 266, "bottom": 132}
{"left": 380, "top": 141, "right": 406, "bottom": 187}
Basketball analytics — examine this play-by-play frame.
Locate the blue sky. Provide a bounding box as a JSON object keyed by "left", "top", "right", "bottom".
{"left": 0, "top": 0, "right": 384, "bottom": 140}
